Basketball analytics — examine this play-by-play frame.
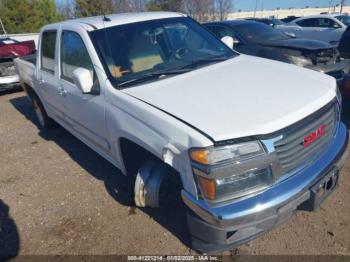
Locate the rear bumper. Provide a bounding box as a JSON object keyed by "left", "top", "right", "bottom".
{"left": 182, "top": 122, "right": 349, "bottom": 253}
{"left": 0, "top": 75, "right": 19, "bottom": 85}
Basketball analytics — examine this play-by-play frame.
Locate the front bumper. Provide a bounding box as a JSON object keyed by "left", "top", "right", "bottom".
{"left": 182, "top": 122, "right": 349, "bottom": 253}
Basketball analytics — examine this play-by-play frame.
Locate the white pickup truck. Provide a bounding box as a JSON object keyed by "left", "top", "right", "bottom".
{"left": 14, "top": 12, "right": 348, "bottom": 253}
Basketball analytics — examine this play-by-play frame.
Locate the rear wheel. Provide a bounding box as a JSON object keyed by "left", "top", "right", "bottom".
{"left": 31, "top": 94, "right": 56, "bottom": 130}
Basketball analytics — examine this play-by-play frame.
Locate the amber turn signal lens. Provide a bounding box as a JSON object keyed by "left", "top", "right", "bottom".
{"left": 197, "top": 176, "right": 216, "bottom": 200}
{"left": 190, "top": 150, "right": 209, "bottom": 165}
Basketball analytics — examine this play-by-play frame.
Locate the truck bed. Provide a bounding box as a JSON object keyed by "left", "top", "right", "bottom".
{"left": 14, "top": 54, "right": 36, "bottom": 88}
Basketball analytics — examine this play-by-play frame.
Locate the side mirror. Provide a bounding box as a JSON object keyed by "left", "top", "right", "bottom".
{"left": 72, "top": 68, "right": 93, "bottom": 94}
{"left": 221, "top": 36, "right": 239, "bottom": 49}
{"left": 333, "top": 23, "right": 341, "bottom": 29}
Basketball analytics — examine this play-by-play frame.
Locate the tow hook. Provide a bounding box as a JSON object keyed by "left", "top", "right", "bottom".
{"left": 134, "top": 160, "right": 170, "bottom": 208}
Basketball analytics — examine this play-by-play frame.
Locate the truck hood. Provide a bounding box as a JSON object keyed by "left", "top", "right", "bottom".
{"left": 264, "top": 38, "right": 332, "bottom": 51}
{"left": 123, "top": 55, "right": 336, "bottom": 142}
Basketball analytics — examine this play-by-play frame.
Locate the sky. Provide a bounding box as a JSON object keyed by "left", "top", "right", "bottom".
{"left": 55, "top": 0, "right": 347, "bottom": 12}
{"left": 234, "top": 0, "right": 345, "bottom": 11}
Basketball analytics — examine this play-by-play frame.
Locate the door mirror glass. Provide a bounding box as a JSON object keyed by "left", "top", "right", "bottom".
{"left": 72, "top": 68, "right": 93, "bottom": 94}
{"left": 221, "top": 36, "right": 234, "bottom": 49}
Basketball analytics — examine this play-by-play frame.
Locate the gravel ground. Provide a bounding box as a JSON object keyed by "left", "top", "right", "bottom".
{"left": 1, "top": 91, "right": 350, "bottom": 256}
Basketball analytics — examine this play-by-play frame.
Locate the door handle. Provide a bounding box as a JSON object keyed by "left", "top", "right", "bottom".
{"left": 38, "top": 78, "right": 45, "bottom": 85}
{"left": 57, "top": 87, "right": 67, "bottom": 97}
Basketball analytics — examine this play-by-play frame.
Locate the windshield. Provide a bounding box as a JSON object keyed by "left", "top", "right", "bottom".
{"left": 232, "top": 22, "right": 290, "bottom": 44}
{"left": 336, "top": 15, "right": 350, "bottom": 26}
{"left": 272, "top": 19, "right": 284, "bottom": 25}
{"left": 89, "top": 17, "right": 236, "bottom": 88}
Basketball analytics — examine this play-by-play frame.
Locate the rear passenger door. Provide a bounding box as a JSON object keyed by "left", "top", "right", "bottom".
{"left": 294, "top": 18, "right": 321, "bottom": 40}
{"left": 37, "top": 30, "right": 65, "bottom": 121}
{"left": 58, "top": 28, "right": 110, "bottom": 154}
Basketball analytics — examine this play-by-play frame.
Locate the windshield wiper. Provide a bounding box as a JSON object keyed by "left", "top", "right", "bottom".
{"left": 181, "top": 56, "right": 230, "bottom": 69}
{"left": 118, "top": 68, "right": 191, "bottom": 88}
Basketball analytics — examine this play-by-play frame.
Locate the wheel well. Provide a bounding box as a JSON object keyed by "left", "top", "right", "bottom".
{"left": 120, "top": 138, "right": 184, "bottom": 207}
{"left": 119, "top": 138, "right": 182, "bottom": 179}
{"left": 120, "top": 138, "right": 160, "bottom": 176}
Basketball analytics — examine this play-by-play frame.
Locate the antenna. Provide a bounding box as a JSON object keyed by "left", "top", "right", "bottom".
{"left": 253, "top": 0, "right": 258, "bottom": 18}
{"left": 102, "top": 13, "right": 111, "bottom": 22}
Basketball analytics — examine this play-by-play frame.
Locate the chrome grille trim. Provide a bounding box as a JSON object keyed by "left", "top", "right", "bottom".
{"left": 274, "top": 102, "right": 339, "bottom": 174}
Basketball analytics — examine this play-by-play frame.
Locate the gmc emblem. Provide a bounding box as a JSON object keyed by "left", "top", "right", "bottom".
{"left": 303, "top": 125, "right": 326, "bottom": 148}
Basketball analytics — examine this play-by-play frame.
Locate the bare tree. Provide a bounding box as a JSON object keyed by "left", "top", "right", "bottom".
{"left": 57, "top": 0, "right": 75, "bottom": 18}
{"left": 75, "top": 0, "right": 117, "bottom": 17}
{"left": 183, "top": 0, "right": 234, "bottom": 22}
{"left": 128, "top": 0, "right": 147, "bottom": 11}
{"left": 113, "top": 0, "right": 147, "bottom": 12}
{"left": 213, "top": 0, "right": 234, "bottom": 21}
{"left": 340, "top": 0, "right": 347, "bottom": 13}
{"left": 146, "top": 0, "right": 183, "bottom": 12}
{"left": 183, "top": 0, "right": 214, "bottom": 22}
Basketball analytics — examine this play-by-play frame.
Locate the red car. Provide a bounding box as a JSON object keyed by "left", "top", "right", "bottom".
{"left": 0, "top": 38, "right": 35, "bottom": 90}
{"left": 0, "top": 38, "right": 35, "bottom": 59}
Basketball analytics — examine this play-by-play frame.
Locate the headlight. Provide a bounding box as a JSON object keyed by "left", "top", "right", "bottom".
{"left": 190, "top": 141, "right": 274, "bottom": 202}
{"left": 287, "top": 55, "right": 313, "bottom": 67}
{"left": 190, "top": 141, "right": 265, "bottom": 165}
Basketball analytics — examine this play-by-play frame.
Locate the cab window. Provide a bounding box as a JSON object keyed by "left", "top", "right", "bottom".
{"left": 296, "top": 18, "right": 317, "bottom": 27}
{"left": 60, "top": 31, "right": 94, "bottom": 83}
{"left": 41, "top": 31, "right": 57, "bottom": 73}
{"left": 315, "top": 18, "right": 339, "bottom": 28}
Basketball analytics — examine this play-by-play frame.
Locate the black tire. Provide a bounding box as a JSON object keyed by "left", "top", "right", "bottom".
{"left": 30, "top": 94, "right": 56, "bottom": 130}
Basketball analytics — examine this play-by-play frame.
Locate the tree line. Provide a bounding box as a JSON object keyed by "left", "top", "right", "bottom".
{"left": 0, "top": 0, "right": 234, "bottom": 34}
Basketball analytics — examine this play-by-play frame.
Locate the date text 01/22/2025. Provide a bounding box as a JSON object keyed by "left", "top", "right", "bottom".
{"left": 127, "top": 256, "right": 220, "bottom": 261}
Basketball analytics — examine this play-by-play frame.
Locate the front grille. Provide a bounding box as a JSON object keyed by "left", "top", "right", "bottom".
{"left": 274, "top": 102, "right": 338, "bottom": 174}
{"left": 305, "top": 48, "right": 336, "bottom": 65}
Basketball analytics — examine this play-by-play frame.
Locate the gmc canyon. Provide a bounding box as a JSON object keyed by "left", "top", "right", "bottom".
{"left": 14, "top": 12, "right": 348, "bottom": 253}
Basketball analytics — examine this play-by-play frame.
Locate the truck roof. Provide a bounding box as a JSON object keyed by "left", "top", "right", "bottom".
{"left": 44, "top": 12, "right": 185, "bottom": 31}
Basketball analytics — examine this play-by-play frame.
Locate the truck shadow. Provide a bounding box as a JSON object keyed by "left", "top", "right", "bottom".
{"left": 9, "top": 95, "right": 191, "bottom": 250}
{"left": 0, "top": 200, "right": 20, "bottom": 259}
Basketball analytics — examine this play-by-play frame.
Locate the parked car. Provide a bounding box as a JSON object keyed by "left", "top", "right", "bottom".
{"left": 204, "top": 20, "right": 349, "bottom": 85}
{"left": 0, "top": 37, "right": 35, "bottom": 90}
{"left": 15, "top": 12, "right": 348, "bottom": 253}
{"left": 245, "top": 17, "right": 285, "bottom": 27}
{"left": 281, "top": 16, "right": 300, "bottom": 23}
{"left": 0, "top": 38, "right": 35, "bottom": 59}
{"left": 281, "top": 15, "right": 347, "bottom": 45}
